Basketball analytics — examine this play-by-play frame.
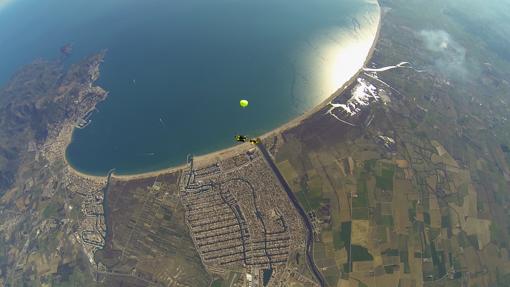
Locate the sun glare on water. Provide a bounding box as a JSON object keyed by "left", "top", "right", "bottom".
{"left": 311, "top": 7, "right": 380, "bottom": 104}
{"left": 0, "top": 0, "right": 14, "bottom": 12}
{"left": 328, "top": 15, "right": 379, "bottom": 95}
{"left": 329, "top": 37, "right": 372, "bottom": 91}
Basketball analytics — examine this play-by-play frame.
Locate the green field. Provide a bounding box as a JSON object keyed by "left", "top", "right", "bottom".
{"left": 376, "top": 164, "right": 395, "bottom": 191}
{"left": 351, "top": 245, "right": 374, "bottom": 262}
{"left": 211, "top": 278, "right": 224, "bottom": 287}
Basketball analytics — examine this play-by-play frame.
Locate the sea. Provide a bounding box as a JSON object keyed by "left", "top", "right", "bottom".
{"left": 0, "top": 0, "right": 379, "bottom": 175}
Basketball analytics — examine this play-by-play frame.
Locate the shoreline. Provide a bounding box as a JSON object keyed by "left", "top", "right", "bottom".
{"left": 61, "top": 119, "right": 111, "bottom": 183}
{"left": 66, "top": 2, "right": 383, "bottom": 182}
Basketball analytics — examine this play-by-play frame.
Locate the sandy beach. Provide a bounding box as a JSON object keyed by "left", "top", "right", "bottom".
{"left": 69, "top": 1, "right": 383, "bottom": 182}
{"left": 59, "top": 125, "right": 110, "bottom": 183}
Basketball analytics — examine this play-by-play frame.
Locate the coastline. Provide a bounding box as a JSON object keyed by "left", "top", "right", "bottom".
{"left": 67, "top": 1, "right": 383, "bottom": 182}
{"left": 61, "top": 112, "right": 110, "bottom": 183}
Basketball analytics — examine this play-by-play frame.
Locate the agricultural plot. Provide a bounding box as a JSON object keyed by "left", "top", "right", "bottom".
{"left": 271, "top": 1, "right": 510, "bottom": 286}
{"left": 95, "top": 174, "right": 212, "bottom": 287}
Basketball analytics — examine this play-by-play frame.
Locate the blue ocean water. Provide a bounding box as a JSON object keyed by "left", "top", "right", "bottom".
{"left": 0, "top": 0, "right": 378, "bottom": 175}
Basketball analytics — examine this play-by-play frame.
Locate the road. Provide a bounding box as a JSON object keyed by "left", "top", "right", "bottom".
{"left": 257, "top": 143, "right": 326, "bottom": 287}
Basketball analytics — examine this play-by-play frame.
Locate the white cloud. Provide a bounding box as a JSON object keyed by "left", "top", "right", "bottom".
{"left": 418, "top": 29, "right": 468, "bottom": 78}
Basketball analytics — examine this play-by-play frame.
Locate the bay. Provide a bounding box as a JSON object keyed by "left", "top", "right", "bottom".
{"left": 0, "top": 0, "right": 379, "bottom": 175}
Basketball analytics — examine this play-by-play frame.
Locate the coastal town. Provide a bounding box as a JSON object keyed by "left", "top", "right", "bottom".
{"left": 35, "top": 52, "right": 110, "bottom": 268}
{"left": 180, "top": 149, "right": 314, "bottom": 286}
